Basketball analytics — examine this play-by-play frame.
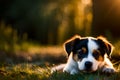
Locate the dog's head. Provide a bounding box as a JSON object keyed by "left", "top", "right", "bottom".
{"left": 64, "top": 35, "right": 113, "bottom": 72}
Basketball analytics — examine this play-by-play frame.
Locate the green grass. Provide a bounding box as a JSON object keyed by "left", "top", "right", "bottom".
{"left": 0, "top": 44, "right": 120, "bottom": 80}
{"left": 50, "top": 71, "right": 120, "bottom": 80}
{"left": 0, "top": 43, "right": 120, "bottom": 80}
{"left": 0, "top": 63, "right": 120, "bottom": 80}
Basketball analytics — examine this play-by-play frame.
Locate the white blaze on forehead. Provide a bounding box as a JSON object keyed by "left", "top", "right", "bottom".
{"left": 88, "top": 38, "right": 98, "bottom": 52}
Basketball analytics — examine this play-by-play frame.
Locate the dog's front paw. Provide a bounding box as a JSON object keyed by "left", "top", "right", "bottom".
{"left": 63, "top": 68, "right": 78, "bottom": 75}
{"left": 63, "top": 67, "right": 70, "bottom": 73}
{"left": 70, "top": 69, "right": 79, "bottom": 75}
{"left": 102, "top": 67, "right": 115, "bottom": 73}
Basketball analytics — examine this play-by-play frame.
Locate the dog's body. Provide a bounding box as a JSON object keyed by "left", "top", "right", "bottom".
{"left": 52, "top": 35, "right": 115, "bottom": 75}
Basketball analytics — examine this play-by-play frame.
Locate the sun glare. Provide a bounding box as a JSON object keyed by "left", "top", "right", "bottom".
{"left": 107, "top": 0, "right": 120, "bottom": 16}
{"left": 114, "top": 0, "right": 120, "bottom": 11}
{"left": 82, "top": 0, "right": 91, "bottom": 5}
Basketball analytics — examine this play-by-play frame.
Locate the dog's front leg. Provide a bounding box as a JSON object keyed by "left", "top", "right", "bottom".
{"left": 63, "top": 66, "right": 79, "bottom": 75}
{"left": 102, "top": 58, "right": 116, "bottom": 73}
{"left": 63, "top": 60, "right": 79, "bottom": 75}
{"left": 70, "top": 68, "right": 79, "bottom": 75}
{"left": 63, "top": 53, "right": 79, "bottom": 75}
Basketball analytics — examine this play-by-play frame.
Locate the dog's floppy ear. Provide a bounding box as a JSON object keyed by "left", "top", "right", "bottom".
{"left": 97, "top": 36, "right": 114, "bottom": 57}
{"left": 64, "top": 35, "right": 81, "bottom": 56}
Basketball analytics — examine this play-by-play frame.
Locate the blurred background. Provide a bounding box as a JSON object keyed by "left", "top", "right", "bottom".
{"left": 0, "top": 0, "right": 120, "bottom": 65}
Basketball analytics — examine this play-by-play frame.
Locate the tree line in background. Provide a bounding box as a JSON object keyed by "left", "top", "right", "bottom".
{"left": 0, "top": 0, "right": 120, "bottom": 45}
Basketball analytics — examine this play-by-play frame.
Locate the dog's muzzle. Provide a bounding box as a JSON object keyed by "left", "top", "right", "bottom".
{"left": 84, "top": 61, "right": 93, "bottom": 71}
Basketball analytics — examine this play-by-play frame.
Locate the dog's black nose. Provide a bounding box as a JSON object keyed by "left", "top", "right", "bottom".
{"left": 85, "top": 61, "right": 92, "bottom": 69}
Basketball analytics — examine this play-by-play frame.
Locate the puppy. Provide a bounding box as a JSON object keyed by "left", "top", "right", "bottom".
{"left": 63, "top": 35, "right": 115, "bottom": 75}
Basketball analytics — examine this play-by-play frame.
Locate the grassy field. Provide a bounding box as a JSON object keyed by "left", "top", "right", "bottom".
{"left": 0, "top": 63, "right": 120, "bottom": 80}
{"left": 0, "top": 41, "right": 120, "bottom": 80}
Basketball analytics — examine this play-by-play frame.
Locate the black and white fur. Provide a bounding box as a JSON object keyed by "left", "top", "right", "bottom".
{"left": 63, "top": 35, "right": 115, "bottom": 74}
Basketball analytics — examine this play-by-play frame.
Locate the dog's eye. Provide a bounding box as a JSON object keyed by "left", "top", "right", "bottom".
{"left": 77, "top": 48, "right": 86, "bottom": 54}
{"left": 77, "top": 47, "right": 86, "bottom": 58}
{"left": 93, "top": 50, "right": 100, "bottom": 59}
{"left": 77, "top": 50, "right": 83, "bottom": 58}
{"left": 78, "top": 47, "right": 86, "bottom": 53}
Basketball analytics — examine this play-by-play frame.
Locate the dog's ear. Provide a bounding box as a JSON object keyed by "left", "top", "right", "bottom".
{"left": 97, "top": 36, "right": 114, "bottom": 57}
{"left": 64, "top": 35, "right": 81, "bottom": 56}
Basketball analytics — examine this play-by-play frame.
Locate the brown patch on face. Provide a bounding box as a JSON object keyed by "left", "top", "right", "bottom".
{"left": 73, "top": 54, "right": 79, "bottom": 61}
{"left": 81, "top": 47, "right": 87, "bottom": 54}
{"left": 73, "top": 47, "right": 87, "bottom": 61}
{"left": 93, "top": 50, "right": 104, "bottom": 61}
{"left": 98, "top": 55, "right": 104, "bottom": 61}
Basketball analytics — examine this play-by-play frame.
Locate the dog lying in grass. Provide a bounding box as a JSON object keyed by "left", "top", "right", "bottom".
{"left": 52, "top": 35, "right": 116, "bottom": 75}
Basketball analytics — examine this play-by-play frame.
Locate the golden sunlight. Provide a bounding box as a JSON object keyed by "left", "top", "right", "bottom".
{"left": 57, "top": 0, "right": 93, "bottom": 43}
{"left": 74, "top": 0, "right": 92, "bottom": 31}
{"left": 82, "top": 0, "right": 91, "bottom": 5}
{"left": 113, "top": 0, "right": 120, "bottom": 15}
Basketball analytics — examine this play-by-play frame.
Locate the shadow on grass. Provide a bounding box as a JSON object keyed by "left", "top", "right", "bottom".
{"left": 49, "top": 71, "right": 120, "bottom": 80}
{"left": 0, "top": 71, "right": 42, "bottom": 80}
